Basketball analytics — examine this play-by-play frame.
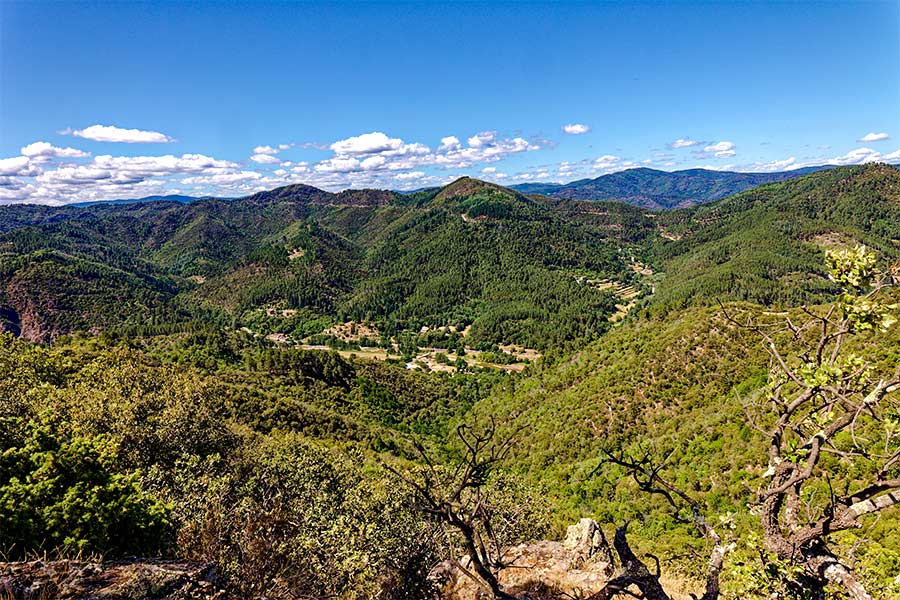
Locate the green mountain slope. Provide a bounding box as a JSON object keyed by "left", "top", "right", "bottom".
{"left": 0, "top": 178, "right": 640, "bottom": 347}
{"left": 649, "top": 163, "right": 900, "bottom": 310}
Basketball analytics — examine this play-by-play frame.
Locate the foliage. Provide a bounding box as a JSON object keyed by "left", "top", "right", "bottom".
{"left": 0, "top": 412, "right": 169, "bottom": 558}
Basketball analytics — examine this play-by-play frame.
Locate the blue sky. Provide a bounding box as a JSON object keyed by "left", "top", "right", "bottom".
{"left": 1, "top": 0, "right": 898, "bottom": 204}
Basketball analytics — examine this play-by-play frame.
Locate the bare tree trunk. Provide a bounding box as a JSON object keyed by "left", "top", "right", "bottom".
{"left": 806, "top": 554, "right": 874, "bottom": 600}
{"left": 588, "top": 526, "right": 671, "bottom": 600}
{"left": 457, "top": 520, "right": 515, "bottom": 600}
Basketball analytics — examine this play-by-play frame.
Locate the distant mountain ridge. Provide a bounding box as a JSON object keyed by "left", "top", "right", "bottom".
{"left": 70, "top": 194, "right": 221, "bottom": 207}
{"left": 511, "top": 165, "right": 832, "bottom": 209}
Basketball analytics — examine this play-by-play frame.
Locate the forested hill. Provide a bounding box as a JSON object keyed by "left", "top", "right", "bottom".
{"left": 511, "top": 165, "right": 828, "bottom": 209}
{"left": 647, "top": 162, "right": 900, "bottom": 310}
{"left": 1, "top": 164, "right": 898, "bottom": 351}
{"left": 0, "top": 177, "right": 648, "bottom": 348}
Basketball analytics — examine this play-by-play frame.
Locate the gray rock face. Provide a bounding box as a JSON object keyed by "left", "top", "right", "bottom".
{"left": 0, "top": 559, "right": 227, "bottom": 599}
{"left": 431, "top": 519, "right": 614, "bottom": 599}
{"left": 563, "top": 518, "right": 614, "bottom": 565}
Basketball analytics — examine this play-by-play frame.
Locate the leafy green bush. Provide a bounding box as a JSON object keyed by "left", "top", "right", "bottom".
{"left": 0, "top": 413, "right": 170, "bottom": 558}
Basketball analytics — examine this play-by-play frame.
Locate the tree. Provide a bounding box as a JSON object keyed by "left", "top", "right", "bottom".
{"left": 385, "top": 418, "right": 543, "bottom": 600}
{"left": 722, "top": 245, "right": 900, "bottom": 599}
{"left": 588, "top": 447, "right": 732, "bottom": 600}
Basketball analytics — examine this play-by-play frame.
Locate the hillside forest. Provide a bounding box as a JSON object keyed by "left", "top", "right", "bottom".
{"left": 1, "top": 163, "right": 900, "bottom": 599}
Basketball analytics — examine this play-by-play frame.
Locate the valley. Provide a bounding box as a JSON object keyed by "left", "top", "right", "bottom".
{"left": 2, "top": 163, "right": 900, "bottom": 599}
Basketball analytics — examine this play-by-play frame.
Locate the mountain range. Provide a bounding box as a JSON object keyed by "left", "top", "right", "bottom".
{"left": 2, "top": 163, "right": 898, "bottom": 348}
{"left": 40, "top": 165, "right": 838, "bottom": 213}
{"left": 510, "top": 165, "right": 830, "bottom": 209}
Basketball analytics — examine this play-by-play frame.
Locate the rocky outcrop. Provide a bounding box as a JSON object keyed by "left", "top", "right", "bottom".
{"left": 0, "top": 559, "right": 228, "bottom": 600}
{"left": 431, "top": 519, "right": 614, "bottom": 599}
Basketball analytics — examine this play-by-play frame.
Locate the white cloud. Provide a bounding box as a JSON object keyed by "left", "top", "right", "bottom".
{"left": 702, "top": 141, "right": 736, "bottom": 158}
{"left": 3, "top": 126, "right": 549, "bottom": 203}
{"left": 593, "top": 154, "right": 620, "bottom": 168}
{"left": 481, "top": 167, "right": 497, "bottom": 173}
{"left": 467, "top": 131, "right": 496, "bottom": 148}
{"left": 438, "top": 136, "right": 461, "bottom": 151}
{"left": 857, "top": 132, "right": 890, "bottom": 143}
{"left": 669, "top": 138, "right": 699, "bottom": 149}
{"left": 315, "top": 157, "right": 361, "bottom": 173}
{"left": 250, "top": 153, "right": 282, "bottom": 164}
{"left": 90, "top": 153, "right": 237, "bottom": 176}
{"left": 360, "top": 155, "right": 387, "bottom": 170}
{"left": 883, "top": 149, "right": 900, "bottom": 162}
{"left": 37, "top": 166, "right": 113, "bottom": 184}
{"left": 829, "top": 147, "right": 882, "bottom": 165}
{"left": 253, "top": 143, "right": 293, "bottom": 155}
{"left": 394, "top": 171, "right": 425, "bottom": 180}
{"left": 557, "top": 161, "right": 577, "bottom": 176}
{"left": 21, "top": 141, "right": 90, "bottom": 161}
{"left": 181, "top": 171, "right": 262, "bottom": 185}
{"left": 562, "top": 123, "right": 591, "bottom": 135}
{"left": 692, "top": 164, "right": 736, "bottom": 171}
{"left": 0, "top": 180, "right": 39, "bottom": 204}
{"left": 752, "top": 157, "right": 798, "bottom": 172}
{"left": 592, "top": 154, "right": 640, "bottom": 174}
{"left": 0, "top": 156, "right": 41, "bottom": 177}
{"left": 331, "top": 132, "right": 404, "bottom": 155}
{"left": 67, "top": 124, "right": 175, "bottom": 143}
{"left": 312, "top": 130, "right": 539, "bottom": 175}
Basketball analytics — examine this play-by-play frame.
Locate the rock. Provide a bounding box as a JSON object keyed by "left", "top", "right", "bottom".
{"left": 431, "top": 519, "right": 614, "bottom": 600}
{"left": 0, "top": 559, "right": 229, "bottom": 599}
{"left": 563, "top": 518, "right": 613, "bottom": 565}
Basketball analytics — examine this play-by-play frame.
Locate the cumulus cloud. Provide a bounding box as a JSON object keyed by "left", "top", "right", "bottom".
{"left": 315, "top": 157, "right": 361, "bottom": 173}
{"left": 250, "top": 153, "right": 282, "bottom": 164}
{"left": 253, "top": 143, "right": 293, "bottom": 155}
{"left": 7, "top": 152, "right": 244, "bottom": 203}
{"left": 481, "top": 167, "right": 497, "bottom": 173}
{"left": 331, "top": 132, "right": 404, "bottom": 155}
{"left": 751, "top": 157, "right": 798, "bottom": 172}
{"left": 314, "top": 130, "right": 539, "bottom": 175}
{"left": 37, "top": 166, "right": 114, "bottom": 185}
{"left": 467, "top": 131, "right": 496, "bottom": 148}
{"left": 438, "top": 136, "right": 462, "bottom": 151}
{"left": 0, "top": 156, "right": 42, "bottom": 177}
{"left": 90, "top": 153, "right": 237, "bottom": 176}
{"left": 181, "top": 171, "right": 263, "bottom": 185}
{"left": 829, "top": 147, "right": 883, "bottom": 165}
{"left": 394, "top": 171, "right": 425, "bottom": 180}
{"left": 4, "top": 126, "right": 547, "bottom": 203}
{"left": 589, "top": 154, "right": 641, "bottom": 174}
{"left": 692, "top": 164, "right": 736, "bottom": 171}
{"left": 557, "top": 161, "right": 578, "bottom": 176}
{"left": 593, "top": 155, "right": 620, "bottom": 169}
{"left": 701, "top": 141, "right": 736, "bottom": 158}
{"left": 668, "top": 138, "right": 699, "bottom": 149}
{"left": 857, "top": 132, "right": 890, "bottom": 143}
{"left": 66, "top": 124, "right": 175, "bottom": 143}
{"left": 21, "top": 141, "right": 90, "bottom": 161}
{"left": 562, "top": 123, "right": 591, "bottom": 135}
